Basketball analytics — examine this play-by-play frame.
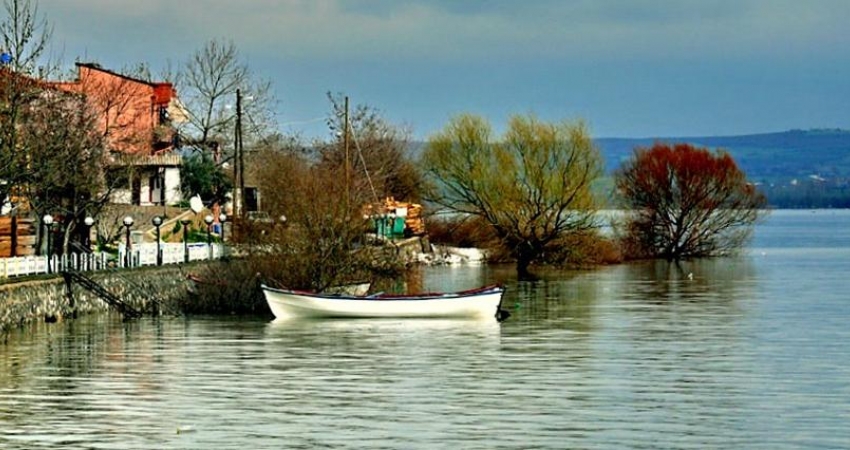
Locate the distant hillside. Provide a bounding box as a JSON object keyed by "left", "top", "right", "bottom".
{"left": 595, "top": 129, "right": 850, "bottom": 208}
{"left": 595, "top": 128, "right": 850, "bottom": 180}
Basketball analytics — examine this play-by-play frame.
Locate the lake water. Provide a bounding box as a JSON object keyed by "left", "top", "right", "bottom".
{"left": 1, "top": 210, "right": 849, "bottom": 449}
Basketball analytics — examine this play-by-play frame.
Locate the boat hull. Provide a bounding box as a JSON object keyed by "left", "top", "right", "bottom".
{"left": 262, "top": 284, "right": 505, "bottom": 320}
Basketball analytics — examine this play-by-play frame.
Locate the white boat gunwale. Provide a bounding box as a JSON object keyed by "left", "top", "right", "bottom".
{"left": 261, "top": 283, "right": 504, "bottom": 300}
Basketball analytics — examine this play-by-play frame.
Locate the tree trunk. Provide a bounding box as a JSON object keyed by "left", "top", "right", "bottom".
{"left": 515, "top": 245, "right": 538, "bottom": 281}
{"left": 62, "top": 223, "right": 75, "bottom": 256}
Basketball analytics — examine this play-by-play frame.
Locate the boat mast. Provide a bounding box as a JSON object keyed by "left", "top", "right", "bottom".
{"left": 341, "top": 96, "right": 379, "bottom": 210}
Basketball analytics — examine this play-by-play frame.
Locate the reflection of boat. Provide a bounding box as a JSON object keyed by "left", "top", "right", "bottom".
{"left": 264, "top": 317, "right": 503, "bottom": 360}
{"left": 261, "top": 284, "right": 508, "bottom": 320}
{"left": 266, "top": 316, "right": 502, "bottom": 334}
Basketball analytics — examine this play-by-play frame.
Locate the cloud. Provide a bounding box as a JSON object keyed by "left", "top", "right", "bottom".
{"left": 37, "top": 0, "right": 850, "bottom": 65}
{"left": 28, "top": 0, "right": 850, "bottom": 139}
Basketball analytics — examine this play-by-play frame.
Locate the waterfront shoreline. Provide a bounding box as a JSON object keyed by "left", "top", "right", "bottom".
{"left": 0, "top": 265, "right": 196, "bottom": 333}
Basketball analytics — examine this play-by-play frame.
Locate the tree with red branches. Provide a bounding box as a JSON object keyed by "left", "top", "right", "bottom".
{"left": 615, "top": 143, "right": 768, "bottom": 260}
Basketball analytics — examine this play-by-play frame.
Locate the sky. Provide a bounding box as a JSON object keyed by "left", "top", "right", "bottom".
{"left": 32, "top": 0, "right": 850, "bottom": 140}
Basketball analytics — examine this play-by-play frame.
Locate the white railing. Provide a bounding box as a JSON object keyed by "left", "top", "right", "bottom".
{"left": 0, "top": 242, "right": 226, "bottom": 278}
{"left": 0, "top": 253, "right": 111, "bottom": 277}
{"left": 122, "top": 242, "right": 224, "bottom": 265}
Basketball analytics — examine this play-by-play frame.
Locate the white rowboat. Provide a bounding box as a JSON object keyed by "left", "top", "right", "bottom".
{"left": 262, "top": 284, "right": 507, "bottom": 320}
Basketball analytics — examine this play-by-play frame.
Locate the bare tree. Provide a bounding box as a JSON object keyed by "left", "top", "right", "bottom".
{"left": 0, "top": 0, "right": 53, "bottom": 209}
{"left": 319, "top": 93, "right": 422, "bottom": 206}
{"left": 0, "top": 0, "right": 50, "bottom": 74}
{"left": 19, "top": 88, "right": 118, "bottom": 254}
{"left": 0, "top": 0, "right": 149, "bottom": 254}
{"left": 177, "top": 38, "right": 274, "bottom": 150}
{"left": 251, "top": 142, "right": 405, "bottom": 292}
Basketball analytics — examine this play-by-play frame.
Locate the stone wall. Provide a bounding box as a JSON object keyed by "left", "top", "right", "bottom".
{"left": 0, "top": 265, "right": 195, "bottom": 332}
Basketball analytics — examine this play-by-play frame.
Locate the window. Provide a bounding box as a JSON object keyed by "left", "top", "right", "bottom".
{"left": 245, "top": 187, "right": 259, "bottom": 212}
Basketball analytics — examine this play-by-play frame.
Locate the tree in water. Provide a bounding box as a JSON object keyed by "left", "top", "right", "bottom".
{"left": 615, "top": 142, "right": 768, "bottom": 260}
{"left": 422, "top": 114, "right": 603, "bottom": 279}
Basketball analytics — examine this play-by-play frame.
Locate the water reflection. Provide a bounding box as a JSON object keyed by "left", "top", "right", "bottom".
{"left": 1, "top": 315, "right": 176, "bottom": 449}
{"left": 497, "top": 257, "right": 757, "bottom": 334}
{"left": 2, "top": 212, "right": 850, "bottom": 449}
{"left": 622, "top": 258, "right": 758, "bottom": 301}
{"left": 264, "top": 318, "right": 502, "bottom": 371}
{"left": 267, "top": 316, "right": 501, "bottom": 334}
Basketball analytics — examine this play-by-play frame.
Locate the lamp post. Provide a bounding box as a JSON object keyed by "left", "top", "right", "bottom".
{"left": 122, "top": 216, "right": 134, "bottom": 268}
{"left": 43, "top": 214, "right": 54, "bottom": 273}
{"left": 180, "top": 219, "right": 191, "bottom": 263}
{"left": 204, "top": 214, "right": 214, "bottom": 260}
{"left": 218, "top": 213, "right": 227, "bottom": 242}
{"left": 152, "top": 216, "right": 163, "bottom": 266}
{"left": 83, "top": 216, "right": 94, "bottom": 250}
{"left": 82, "top": 216, "right": 95, "bottom": 270}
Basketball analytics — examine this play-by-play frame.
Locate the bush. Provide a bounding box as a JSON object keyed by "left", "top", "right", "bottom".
{"left": 180, "top": 260, "right": 267, "bottom": 315}
{"left": 425, "top": 215, "right": 620, "bottom": 267}
{"left": 245, "top": 144, "right": 410, "bottom": 292}
{"left": 425, "top": 215, "right": 498, "bottom": 248}
{"left": 541, "top": 230, "right": 622, "bottom": 267}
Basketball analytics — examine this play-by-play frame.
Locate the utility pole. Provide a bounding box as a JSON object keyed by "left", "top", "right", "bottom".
{"left": 238, "top": 91, "right": 246, "bottom": 223}
{"left": 343, "top": 95, "right": 350, "bottom": 212}
{"left": 233, "top": 89, "right": 245, "bottom": 238}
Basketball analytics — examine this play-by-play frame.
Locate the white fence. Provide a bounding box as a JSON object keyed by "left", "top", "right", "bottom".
{"left": 0, "top": 242, "right": 225, "bottom": 278}
{"left": 121, "top": 242, "right": 224, "bottom": 266}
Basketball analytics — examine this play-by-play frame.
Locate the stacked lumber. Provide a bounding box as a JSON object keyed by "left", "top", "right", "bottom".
{"left": 382, "top": 197, "right": 426, "bottom": 236}
{"left": 0, "top": 217, "right": 37, "bottom": 257}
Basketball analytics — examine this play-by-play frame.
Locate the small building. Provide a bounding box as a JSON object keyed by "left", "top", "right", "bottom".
{"left": 107, "top": 154, "right": 182, "bottom": 206}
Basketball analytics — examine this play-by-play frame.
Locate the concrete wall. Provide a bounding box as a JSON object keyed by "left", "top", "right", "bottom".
{"left": 109, "top": 158, "right": 182, "bottom": 206}
{"left": 0, "top": 265, "right": 194, "bottom": 332}
{"left": 110, "top": 188, "right": 132, "bottom": 205}
{"left": 165, "top": 167, "right": 182, "bottom": 205}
